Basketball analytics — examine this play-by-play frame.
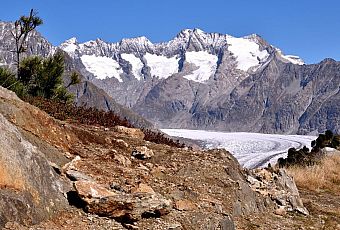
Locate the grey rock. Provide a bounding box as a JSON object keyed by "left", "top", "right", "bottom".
{"left": 248, "top": 168, "right": 309, "bottom": 216}
{"left": 219, "top": 216, "right": 235, "bottom": 230}
{"left": 233, "top": 181, "right": 270, "bottom": 216}
{"left": 0, "top": 113, "right": 68, "bottom": 228}
{"left": 74, "top": 181, "right": 172, "bottom": 223}
{"left": 274, "top": 169, "right": 309, "bottom": 215}
{"left": 131, "top": 146, "right": 154, "bottom": 160}
{"left": 65, "top": 169, "right": 95, "bottom": 182}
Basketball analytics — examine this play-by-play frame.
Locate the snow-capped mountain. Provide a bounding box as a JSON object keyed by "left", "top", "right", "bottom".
{"left": 0, "top": 22, "right": 339, "bottom": 134}
{"left": 59, "top": 28, "right": 304, "bottom": 83}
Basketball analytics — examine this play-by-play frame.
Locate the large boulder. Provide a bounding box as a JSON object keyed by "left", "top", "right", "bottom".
{"left": 0, "top": 113, "right": 69, "bottom": 228}
{"left": 74, "top": 181, "right": 172, "bottom": 223}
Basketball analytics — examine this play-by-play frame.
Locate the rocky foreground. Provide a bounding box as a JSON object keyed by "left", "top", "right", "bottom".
{"left": 0, "top": 85, "right": 338, "bottom": 229}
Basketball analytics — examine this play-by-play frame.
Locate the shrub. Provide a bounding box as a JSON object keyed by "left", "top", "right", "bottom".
{"left": 278, "top": 130, "right": 339, "bottom": 168}
{"left": 142, "top": 129, "right": 185, "bottom": 148}
{"left": 26, "top": 96, "right": 132, "bottom": 127}
{"left": 27, "top": 97, "right": 185, "bottom": 148}
{"left": 0, "top": 67, "right": 26, "bottom": 98}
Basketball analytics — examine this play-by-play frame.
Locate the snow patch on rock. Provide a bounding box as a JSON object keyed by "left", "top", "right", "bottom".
{"left": 184, "top": 51, "right": 218, "bottom": 82}
{"left": 144, "top": 53, "right": 179, "bottom": 78}
{"left": 81, "top": 55, "right": 123, "bottom": 81}
{"left": 227, "top": 37, "right": 269, "bottom": 71}
{"left": 121, "top": 53, "right": 143, "bottom": 80}
{"left": 60, "top": 37, "right": 79, "bottom": 56}
{"left": 276, "top": 49, "right": 304, "bottom": 65}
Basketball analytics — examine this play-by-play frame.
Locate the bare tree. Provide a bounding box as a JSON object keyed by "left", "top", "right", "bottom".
{"left": 11, "top": 9, "right": 43, "bottom": 78}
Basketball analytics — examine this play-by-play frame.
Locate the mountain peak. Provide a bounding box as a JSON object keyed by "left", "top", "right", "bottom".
{"left": 176, "top": 28, "right": 207, "bottom": 38}
{"left": 120, "top": 36, "right": 152, "bottom": 45}
{"left": 60, "top": 37, "right": 79, "bottom": 55}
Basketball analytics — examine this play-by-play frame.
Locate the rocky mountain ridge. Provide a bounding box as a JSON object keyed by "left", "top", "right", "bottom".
{"left": 0, "top": 21, "right": 339, "bottom": 134}
{"left": 57, "top": 28, "right": 339, "bottom": 134}
{"left": 60, "top": 28, "right": 304, "bottom": 83}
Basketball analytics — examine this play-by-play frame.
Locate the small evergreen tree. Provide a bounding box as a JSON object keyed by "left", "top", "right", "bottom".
{"left": 11, "top": 9, "right": 43, "bottom": 77}
{"left": 18, "top": 51, "right": 78, "bottom": 102}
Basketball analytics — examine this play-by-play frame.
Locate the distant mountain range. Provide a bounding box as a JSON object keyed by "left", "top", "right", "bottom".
{"left": 1, "top": 21, "right": 339, "bottom": 134}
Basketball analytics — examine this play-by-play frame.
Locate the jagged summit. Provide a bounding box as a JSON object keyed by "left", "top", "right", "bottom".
{"left": 58, "top": 28, "right": 304, "bottom": 84}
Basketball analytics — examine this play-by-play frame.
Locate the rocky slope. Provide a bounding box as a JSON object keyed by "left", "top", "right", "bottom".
{"left": 0, "top": 85, "right": 313, "bottom": 229}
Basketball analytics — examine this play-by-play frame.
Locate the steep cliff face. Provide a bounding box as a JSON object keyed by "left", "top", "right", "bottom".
{"left": 172, "top": 56, "right": 340, "bottom": 134}
{"left": 132, "top": 55, "right": 340, "bottom": 134}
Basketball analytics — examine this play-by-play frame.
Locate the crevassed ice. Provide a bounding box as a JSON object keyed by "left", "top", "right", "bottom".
{"left": 184, "top": 51, "right": 218, "bottom": 83}
{"left": 121, "top": 53, "right": 144, "bottom": 80}
{"left": 227, "top": 37, "right": 269, "bottom": 71}
{"left": 144, "top": 53, "right": 179, "bottom": 78}
{"left": 161, "top": 129, "right": 316, "bottom": 168}
{"left": 81, "top": 55, "right": 123, "bottom": 81}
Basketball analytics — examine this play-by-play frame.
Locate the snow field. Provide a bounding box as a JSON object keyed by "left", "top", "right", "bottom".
{"left": 144, "top": 53, "right": 179, "bottom": 78}
{"left": 80, "top": 55, "right": 123, "bottom": 81}
{"left": 184, "top": 51, "right": 218, "bottom": 83}
{"left": 227, "top": 37, "right": 269, "bottom": 71}
{"left": 121, "top": 53, "right": 144, "bottom": 80}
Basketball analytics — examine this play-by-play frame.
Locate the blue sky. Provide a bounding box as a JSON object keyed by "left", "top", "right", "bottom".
{"left": 2, "top": 0, "right": 339, "bottom": 64}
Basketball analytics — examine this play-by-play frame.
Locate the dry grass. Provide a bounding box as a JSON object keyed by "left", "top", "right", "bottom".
{"left": 287, "top": 152, "right": 340, "bottom": 194}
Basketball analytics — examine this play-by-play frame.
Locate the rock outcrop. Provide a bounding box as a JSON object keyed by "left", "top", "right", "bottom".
{"left": 0, "top": 113, "right": 69, "bottom": 228}
{"left": 247, "top": 168, "right": 309, "bottom": 215}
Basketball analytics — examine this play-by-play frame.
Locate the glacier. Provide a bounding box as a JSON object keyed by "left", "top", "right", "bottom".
{"left": 161, "top": 129, "right": 316, "bottom": 169}
{"left": 80, "top": 55, "right": 123, "bottom": 81}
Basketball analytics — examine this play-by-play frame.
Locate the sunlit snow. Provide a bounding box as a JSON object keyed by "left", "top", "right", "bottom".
{"left": 60, "top": 37, "right": 78, "bottom": 55}
{"left": 144, "top": 53, "right": 179, "bottom": 78}
{"left": 80, "top": 55, "right": 123, "bottom": 81}
{"left": 281, "top": 55, "right": 304, "bottom": 65}
{"left": 276, "top": 49, "right": 304, "bottom": 65}
{"left": 227, "top": 37, "right": 269, "bottom": 71}
{"left": 161, "top": 129, "right": 316, "bottom": 169}
{"left": 121, "top": 53, "right": 144, "bottom": 80}
{"left": 184, "top": 51, "right": 218, "bottom": 82}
